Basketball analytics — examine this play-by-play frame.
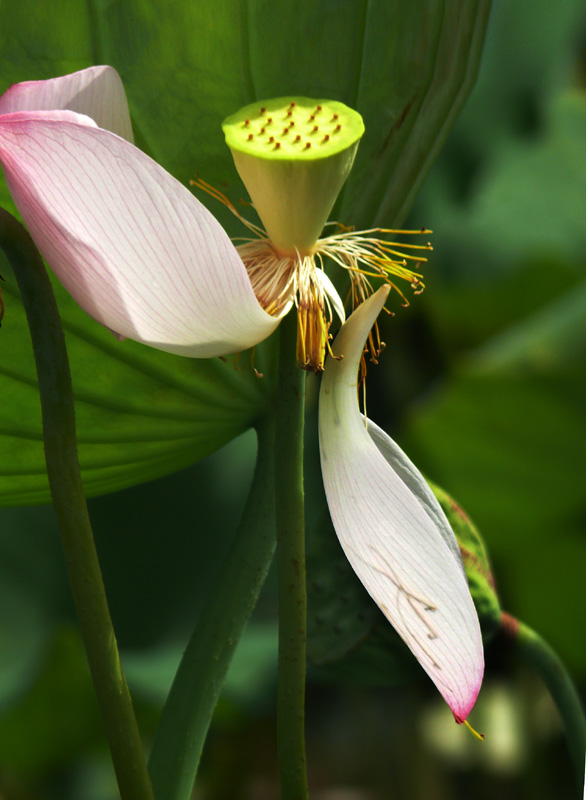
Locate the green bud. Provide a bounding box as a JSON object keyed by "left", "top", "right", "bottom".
{"left": 222, "top": 97, "right": 364, "bottom": 255}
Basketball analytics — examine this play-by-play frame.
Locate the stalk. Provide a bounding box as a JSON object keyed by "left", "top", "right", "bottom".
{"left": 148, "top": 417, "right": 276, "bottom": 800}
{"left": 274, "top": 310, "right": 309, "bottom": 800}
{"left": 0, "top": 209, "right": 154, "bottom": 800}
{"left": 502, "top": 612, "right": 586, "bottom": 788}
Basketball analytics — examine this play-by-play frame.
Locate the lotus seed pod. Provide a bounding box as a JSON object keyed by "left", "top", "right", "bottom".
{"left": 222, "top": 97, "right": 364, "bottom": 256}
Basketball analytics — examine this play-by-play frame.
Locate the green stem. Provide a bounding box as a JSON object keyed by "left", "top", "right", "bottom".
{"left": 274, "top": 311, "right": 309, "bottom": 800}
{"left": 0, "top": 210, "right": 154, "bottom": 800}
{"left": 148, "top": 417, "right": 277, "bottom": 800}
{"left": 503, "top": 612, "right": 586, "bottom": 788}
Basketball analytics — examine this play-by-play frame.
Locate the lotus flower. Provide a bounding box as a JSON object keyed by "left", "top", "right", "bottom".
{"left": 0, "top": 66, "right": 483, "bottom": 720}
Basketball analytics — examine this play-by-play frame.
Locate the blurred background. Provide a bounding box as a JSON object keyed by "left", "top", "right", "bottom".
{"left": 0, "top": 1, "right": 585, "bottom": 798}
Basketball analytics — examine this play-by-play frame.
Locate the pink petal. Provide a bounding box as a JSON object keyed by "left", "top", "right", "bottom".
{"left": 319, "top": 287, "right": 484, "bottom": 721}
{"left": 0, "top": 112, "right": 280, "bottom": 357}
{"left": 0, "top": 66, "right": 134, "bottom": 142}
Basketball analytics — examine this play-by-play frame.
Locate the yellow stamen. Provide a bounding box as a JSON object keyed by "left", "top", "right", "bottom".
{"left": 461, "top": 718, "right": 486, "bottom": 741}
{"left": 315, "top": 224, "right": 430, "bottom": 310}
{"left": 191, "top": 179, "right": 430, "bottom": 373}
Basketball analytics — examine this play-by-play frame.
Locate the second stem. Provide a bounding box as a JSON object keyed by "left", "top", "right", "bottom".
{"left": 275, "top": 311, "right": 309, "bottom": 800}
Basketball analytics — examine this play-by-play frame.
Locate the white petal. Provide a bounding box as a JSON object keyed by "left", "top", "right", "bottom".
{"left": 364, "top": 418, "right": 466, "bottom": 574}
{"left": 0, "top": 66, "right": 134, "bottom": 142}
{"left": 319, "top": 287, "right": 484, "bottom": 720}
{"left": 0, "top": 112, "right": 280, "bottom": 357}
{"left": 314, "top": 268, "right": 345, "bottom": 324}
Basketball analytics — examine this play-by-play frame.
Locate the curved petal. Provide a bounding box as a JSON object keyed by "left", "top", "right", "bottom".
{"left": 0, "top": 111, "right": 280, "bottom": 357}
{"left": 364, "top": 418, "right": 466, "bottom": 572}
{"left": 0, "top": 66, "right": 134, "bottom": 142}
{"left": 314, "top": 267, "right": 345, "bottom": 324}
{"left": 319, "top": 287, "right": 484, "bottom": 721}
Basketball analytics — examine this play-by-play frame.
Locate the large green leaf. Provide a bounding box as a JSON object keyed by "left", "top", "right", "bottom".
{"left": 0, "top": 261, "right": 272, "bottom": 505}
{"left": 0, "top": 0, "right": 491, "bottom": 504}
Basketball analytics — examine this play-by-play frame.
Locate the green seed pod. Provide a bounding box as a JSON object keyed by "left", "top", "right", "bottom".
{"left": 223, "top": 97, "right": 364, "bottom": 255}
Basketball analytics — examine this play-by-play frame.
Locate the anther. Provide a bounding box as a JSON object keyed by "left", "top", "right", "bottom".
{"left": 316, "top": 105, "right": 322, "bottom": 111}
{"left": 259, "top": 127, "right": 265, "bottom": 134}
{"left": 266, "top": 117, "right": 272, "bottom": 124}
{"left": 282, "top": 127, "right": 289, "bottom": 135}
{"left": 294, "top": 134, "right": 301, "bottom": 142}
{"left": 259, "top": 107, "right": 266, "bottom": 114}
{"left": 289, "top": 101, "right": 296, "bottom": 108}
{"left": 286, "top": 110, "right": 293, "bottom": 117}
{"left": 274, "top": 142, "right": 281, "bottom": 150}
{"left": 304, "top": 142, "right": 311, "bottom": 149}
{"left": 332, "top": 113, "right": 338, "bottom": 120}
{"left": 243, "top": 119, "right": 250, "bottom": 127}
{"left": 268, "top": 136, "right": 274, "bottom": 143}
{"left": 312, "top": 125, "right": 319, "bottom": 133}
{"left": 288, "top": 121, "right": 295, "bottom": 128}
{"left": 247, "top": 133, "right": 254, "bottom": 140}
{"left": 334, "top": 124, "right": 341, "bottom": 132}
{"left": 309, "top": 114, "right": 315, "bottom": 121}
{"left": 322, "top": 134, "right": 330, "bottom": 142}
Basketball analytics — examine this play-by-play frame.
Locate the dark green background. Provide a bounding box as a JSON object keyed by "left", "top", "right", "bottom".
{"left": 0, "top": 1, "right": 584, "bottom": 798}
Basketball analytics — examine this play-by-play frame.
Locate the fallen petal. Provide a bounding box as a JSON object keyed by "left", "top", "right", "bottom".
{"left": 0, "top": 112, "right": 280, "bottom": 356}
{"left": 0, "top": 65, "right": 134, "bottom": 142}
{"left": 319, "top": 287, "right": 484, "bottom": 720}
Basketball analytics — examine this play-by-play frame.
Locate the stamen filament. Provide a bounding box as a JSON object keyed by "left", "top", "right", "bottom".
{"left": 191, "top": 179, "right": 430, "bottom": 372}
{"left": 461, "top": 719, "right": 486, "bottom": 741}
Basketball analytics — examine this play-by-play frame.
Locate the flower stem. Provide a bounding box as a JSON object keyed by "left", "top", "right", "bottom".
{"left": 502, "top": 612, "right": 586, "bottom": 788}
{"left": 148, "top": 417, "right": 276, "bottom": 800}
{"left": 275, "top": 311, "right": 309, "bottom": 800}
{"left": 0, "top": 210, "right": 154, "bottom": 800}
